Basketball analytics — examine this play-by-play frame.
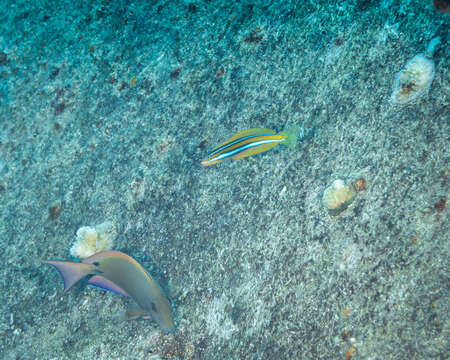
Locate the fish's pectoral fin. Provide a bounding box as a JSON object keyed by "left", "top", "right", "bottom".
{"left": 87, "top": 275, "right": 130, "bottom": 297}
{"left": 125, "top": 304, "right": 151, "bottom": 320}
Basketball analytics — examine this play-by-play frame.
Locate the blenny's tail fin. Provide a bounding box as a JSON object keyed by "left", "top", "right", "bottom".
{"left": 42, "top": 260, "right": 96, "bottom": 293}
{"left": 280, "top": 124, "right": 315, "bottom": 149}
{"left": 280, "top": 124, "right": 302, "bottom": 149}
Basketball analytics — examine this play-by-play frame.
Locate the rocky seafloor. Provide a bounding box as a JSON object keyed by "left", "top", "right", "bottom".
{"left": 0, "top": 1, "right": 448, "bottom": 359}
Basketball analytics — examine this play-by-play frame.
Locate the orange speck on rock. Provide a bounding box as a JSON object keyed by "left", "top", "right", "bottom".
{"left": 440, "top": 167, "right": 449, "bottom": 186}
{"left": 352, "top": 177, "right": 368, "bottom": 193}
{"left": 130, "top": 77, "right": 137, "bottom": 86}
{"left": 216, "top": 67, "right": 226, "bottom": 78}
{"left": 434, "top": 197, "right": 446, "bottom": 212}
{"left": 345, "top": 346, "right": 356, "bottom": 359}
{"left": 171, "top": 68, "right": 181, "bottom": 79}
{"left": 343, "top": 309, "right": 351, "bottom": 316}
{"left": 433, "top": 0, "right": 450, "bottom": 13}
{"left": 49, "top": 201, "right": 62, "bottom": 220}
{"left": 341, "top": 329, "right": 352, "bottom": 341}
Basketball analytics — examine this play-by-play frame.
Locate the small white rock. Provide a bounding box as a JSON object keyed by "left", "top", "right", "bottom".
{"left": 322, "top": 179, "right": 355, "bottom": 215}
{"left": 70, "top": 221, "right": 116, "bottom": 259}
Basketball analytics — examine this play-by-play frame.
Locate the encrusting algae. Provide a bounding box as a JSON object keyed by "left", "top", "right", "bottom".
{"left": 322, "top": 179, "right": 356, "bottom": 215}
{"left": 391, "top": 37, "right": 440, "bottom": 104}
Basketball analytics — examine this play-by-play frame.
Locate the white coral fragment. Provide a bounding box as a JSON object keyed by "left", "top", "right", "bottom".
{"left": 69, "top": 221, "right": 116, "bottom": 259}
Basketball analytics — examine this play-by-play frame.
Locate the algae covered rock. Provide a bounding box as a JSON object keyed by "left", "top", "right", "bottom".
{"left": 322, "top": 179, "right": 355, "bottom": 215}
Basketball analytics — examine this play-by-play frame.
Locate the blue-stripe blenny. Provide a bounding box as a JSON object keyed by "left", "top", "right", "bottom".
{"left": 201, "top": 126, "right": 301, "bottom": 166}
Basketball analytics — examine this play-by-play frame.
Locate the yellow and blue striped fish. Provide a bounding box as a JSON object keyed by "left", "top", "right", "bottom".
{"left": 201, "top": 126, "right": 301, "bottom": 166}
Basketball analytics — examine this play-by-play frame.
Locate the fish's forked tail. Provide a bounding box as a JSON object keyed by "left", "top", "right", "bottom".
{"left": 41, "top": 260, "right": 97, "bottom": 293}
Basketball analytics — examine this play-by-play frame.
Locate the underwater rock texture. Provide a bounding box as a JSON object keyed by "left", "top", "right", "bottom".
{"left": 0, "top": 0, "right": 448, "bottom": 359}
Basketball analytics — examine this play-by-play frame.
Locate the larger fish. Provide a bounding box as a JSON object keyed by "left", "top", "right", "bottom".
{"left": 42, "top": 250, "right": 174, "bottom": 332}
{"left": 201, "top": 125, "right": 301, "bottom": 166}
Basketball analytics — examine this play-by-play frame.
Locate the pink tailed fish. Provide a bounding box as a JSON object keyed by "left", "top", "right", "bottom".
{"left": 42, "top": 250, "right": 174, "bottom": 332}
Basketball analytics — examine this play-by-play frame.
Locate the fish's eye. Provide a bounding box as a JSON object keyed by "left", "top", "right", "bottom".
{"left": 93, "top": 261, "right": 100, "bottom": 266}
{"left": 151, "top": 302, "right": 158, "bottom": 313}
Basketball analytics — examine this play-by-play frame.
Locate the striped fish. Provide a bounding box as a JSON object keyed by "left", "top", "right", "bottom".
{"left": 201, "top": 126, "right": 300, "bottom": 166}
